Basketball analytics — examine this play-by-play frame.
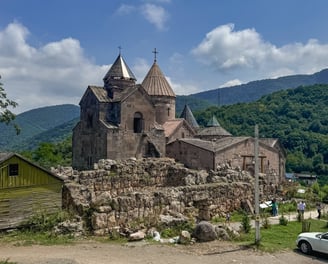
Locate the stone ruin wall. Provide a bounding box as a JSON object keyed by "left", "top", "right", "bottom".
{"left": 58, "top": 158, "right": 279, "bottom": 235}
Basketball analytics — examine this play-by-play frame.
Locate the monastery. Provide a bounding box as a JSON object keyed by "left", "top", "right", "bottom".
{"left": 72, "top": 51, "right": 286, "bottom": 184}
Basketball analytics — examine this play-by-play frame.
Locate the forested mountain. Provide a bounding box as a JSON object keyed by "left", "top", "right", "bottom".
{"left": 185, "top": 68, "right": 328, "bottom": 108}
{"left": 194, "top": 84, "right": 328, "bottom": 175}
{"left": 0, "top": 104, "right": 79, "bottom": 150}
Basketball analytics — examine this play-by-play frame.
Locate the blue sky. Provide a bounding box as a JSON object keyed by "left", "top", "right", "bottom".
{"left": 2, "top": 0, "right": 328, "bottom": 113}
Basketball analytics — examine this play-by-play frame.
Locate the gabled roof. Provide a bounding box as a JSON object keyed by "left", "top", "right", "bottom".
{"left": 142, "top": 61, "right": 176, "bottom": 97}
{"left": 179, "top": 105, "right": 199, "bottom": 128}
{"left": 80, "top": 84, "right": 155, "bottom": 114}
{"left": 0, "top": 152, "right": 63, "bottom": 181}
{"left": 162, "top": 119, "right": 184, "bottom": 138}
{"left": 89, "top": 86, "right": 111, "bottom": 102}
{"left": 173, "top": 137, "right": 251, "bottom": 153}
{"left": 103, "top": 54, "right": 136, "bottom": 82}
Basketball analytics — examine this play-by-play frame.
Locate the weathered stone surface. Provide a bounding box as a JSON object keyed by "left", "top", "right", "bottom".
{"left": 58, "top": 158, "right": 281, "bottom": 235}
{"left": 129, "top": 231, "right": 146, "bottom": 241}
{"left": 215, "top": 226, "right": 231, "bottom": 241}
{"left": 193, "top": 221, "right": 217, "bottom": 242}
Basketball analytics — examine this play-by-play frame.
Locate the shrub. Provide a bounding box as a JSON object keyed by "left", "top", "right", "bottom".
{"left": 241, "top": 211, "right": 252, "bottom": 233}
{"left": 261, "top": 213, "right": 271, "bottom": 229}
{"left": 279, "top": 214, "right": 288, "bottom": 226}
{"left": 22, "top": 209, "right": 70, "bottom": 233}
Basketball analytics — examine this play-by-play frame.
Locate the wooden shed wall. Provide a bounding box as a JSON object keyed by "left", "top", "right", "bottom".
{"left": 0, "top": 155, "right": 63, "bottom": 229}
{"left": 0, "top": 184, "right": 62, "bottom": 229}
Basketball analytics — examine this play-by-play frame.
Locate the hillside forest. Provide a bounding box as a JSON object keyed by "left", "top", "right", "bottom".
{"left": 193, "top": 84, "right": 328, "bottom": 178}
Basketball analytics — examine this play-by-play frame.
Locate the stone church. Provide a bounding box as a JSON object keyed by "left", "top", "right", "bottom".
{"left": 72, "top": 52, "right": 197, "bottom": 169}
{"left": 72, "top": 51, "right": 286, "bottom": 184}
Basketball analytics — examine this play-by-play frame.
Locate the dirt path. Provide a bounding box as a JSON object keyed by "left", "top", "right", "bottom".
{"left": 1, "top": 210, "right": 326, "bottom": 264}
{"left": 0, "top": 240, "right": 327, "bottom": 264}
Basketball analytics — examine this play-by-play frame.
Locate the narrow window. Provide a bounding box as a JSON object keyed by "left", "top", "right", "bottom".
{"left": 133, "top": 112, "right": 143, "bottom": 133}
{"left": 87, "top": 156, "right": 93, "bottom": 168}
{"left": 87, "top": 113, "right": 93, "bottom": 128}
{"left": 9, "top": 164, "right": 19, "bottom": 176}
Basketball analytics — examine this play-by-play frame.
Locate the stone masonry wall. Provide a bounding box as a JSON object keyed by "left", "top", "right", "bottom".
{"left": 58, "top": 158, "right": 277, "bottom": 235}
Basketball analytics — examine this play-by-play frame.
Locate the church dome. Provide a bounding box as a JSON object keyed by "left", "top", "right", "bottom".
{"left": 142, "top": 61, "right": 175, "bottom": 97}
{"left": 103, "top": 54, "right": 136, "bottom": 82}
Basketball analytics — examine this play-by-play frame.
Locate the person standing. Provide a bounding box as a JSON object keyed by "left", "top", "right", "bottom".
{"left": 317, "top": 202, "right": 322, "bottom": 219}
{"left": 272, "top": 199, "right": 278, "bottom": 216}
{"left": 225, "top": 212, "right": 231, "bottom": 225}
{"left": 298, "top": 201, "right": 306, "bottom": 220}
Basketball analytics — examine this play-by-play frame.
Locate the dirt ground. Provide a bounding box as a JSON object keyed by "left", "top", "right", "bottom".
{"left": 0, "top": 240, "right": 327, "bottom": 264}
{"left": 1, "top": 210, "right": 327, "bottom": 264}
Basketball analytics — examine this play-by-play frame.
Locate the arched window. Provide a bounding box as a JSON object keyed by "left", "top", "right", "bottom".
{"left": 133, "top": 112, "right": 143, "bottom": 133}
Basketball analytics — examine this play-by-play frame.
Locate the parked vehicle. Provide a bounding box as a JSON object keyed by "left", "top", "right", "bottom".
{"left": 296, "top": 232, "right": 328, "bottom": 254}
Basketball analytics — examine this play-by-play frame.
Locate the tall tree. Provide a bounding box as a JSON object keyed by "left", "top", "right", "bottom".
{"left": 0, "top": 76, "right": 20, "bottom": 134}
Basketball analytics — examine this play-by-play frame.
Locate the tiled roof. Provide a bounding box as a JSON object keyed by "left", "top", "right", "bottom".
{"left": 88, "top": 86, "right": 111, "bottom": 102}
{"left": 142, "top": 62, "right": 176, "bottom": 97}
{"left": 179, "top": 105, "right": 199, "bottom": 128}
{"left": 197, "top": 126, "right": 231, "bottom": 137}
{"left": 179, "top": 137, "right": 250, "bottom": 152}
{"left": 103, "top": 54, "right": 136, "bottom": 81}
{"left": 162, "top": 119, "right": 184, "bottom": 137}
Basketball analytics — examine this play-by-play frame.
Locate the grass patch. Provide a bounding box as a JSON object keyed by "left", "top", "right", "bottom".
{"left": 236, "top": 219, "right": 328, "bottom": 252}
{"left": 0, "top": 259, "right": 17, "bottom": 264}
{"left": 0, "top": 209, "right": 76, "bottom": 246}
{"left": 0, "top": 230, "right": 75, "bottom": 246}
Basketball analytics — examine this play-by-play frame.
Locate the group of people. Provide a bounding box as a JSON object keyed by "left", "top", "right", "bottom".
{"left": 272, "top": 199, "right": 323, "bottom": 220}
{"left": 224, "top": 199, "right": 323, "bottom": 225}
{"left": 297, "top": 200, "right": 323, "bottom": 220}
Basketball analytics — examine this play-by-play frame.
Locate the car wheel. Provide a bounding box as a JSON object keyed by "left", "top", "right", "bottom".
{"left": 299, "top": 241, "right": 312, "bottom": 254}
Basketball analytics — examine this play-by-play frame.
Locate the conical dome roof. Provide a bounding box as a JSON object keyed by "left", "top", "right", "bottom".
{"left": 103, "top": 54, "right": 136, "bottom": 82}
{"left": 180, "top": 104, "right": 199, "bottom": 128}
{"left": 207, "top": 115, "right": 220, "bottom": 127}
{"left": 142, "top": 61, "right": 175, "bottom": 97}
{"left": 197, "top": 115, "right": 231, "bottom": 137}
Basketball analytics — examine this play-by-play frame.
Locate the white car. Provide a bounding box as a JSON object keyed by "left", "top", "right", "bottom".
{"left": 296, "top": 232, "right": 328, "bottom": 254}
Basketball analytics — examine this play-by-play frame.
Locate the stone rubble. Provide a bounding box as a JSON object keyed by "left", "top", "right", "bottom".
{"left": 53, "top": 158, "right": 280, "bottom": 237}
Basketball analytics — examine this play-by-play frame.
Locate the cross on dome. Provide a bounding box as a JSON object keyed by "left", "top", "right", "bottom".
{"left": 152, "top": 48, "right": 159, "bottom": 62}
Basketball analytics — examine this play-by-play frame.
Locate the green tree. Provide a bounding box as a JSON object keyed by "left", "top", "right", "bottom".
{"left": 0, "top": 76, "right": 20, "bottom": 134}
{"left": 22, "top": 136, "right": 72, "bottom": 169}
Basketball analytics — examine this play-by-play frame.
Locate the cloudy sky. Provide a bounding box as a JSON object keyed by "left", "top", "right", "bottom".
{"left": 1, "top": 0, "right": 328, "bottom": 113}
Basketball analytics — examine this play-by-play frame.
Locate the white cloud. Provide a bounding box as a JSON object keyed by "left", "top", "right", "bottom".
{"left": 116, "top": 4, "right": 136, "bottom": 15}
{"left": 192, "top": 24, "right": 328, "bottom": 81}
{"left": 116, "top": 3, "right": 169, "bottom": 31}
{"left": 219, "top": 79, "right": 243, "bottom": 88}
{"left": 0, "top": 22, "right": 108, "bottom": 113}
{"left": 140, "top": 4, "right": 169, "bottom": 31}
{"left": 166, "top": 76, "right": 199, "bottom": 95}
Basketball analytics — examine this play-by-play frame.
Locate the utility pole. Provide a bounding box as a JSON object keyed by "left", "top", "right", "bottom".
{"left": 254, "top": 124, "right": 260, "bottom": 245}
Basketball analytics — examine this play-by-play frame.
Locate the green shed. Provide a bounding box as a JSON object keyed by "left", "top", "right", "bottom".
{"left": 0, "top": 152, "right": 63, "bottom": 229}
